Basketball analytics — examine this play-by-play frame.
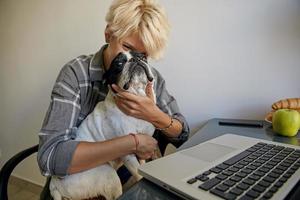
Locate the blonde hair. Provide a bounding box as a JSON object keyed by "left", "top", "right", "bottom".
{"left": 105, "top": 0, "right": 170, "bottom": 59}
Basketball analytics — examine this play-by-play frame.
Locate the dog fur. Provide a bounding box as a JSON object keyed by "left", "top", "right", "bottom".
{"left": 50, "top": 52, "right": 156, "bottom": 200}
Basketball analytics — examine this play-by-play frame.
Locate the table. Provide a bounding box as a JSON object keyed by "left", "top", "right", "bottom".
{"left": 118, "top": 118, "right": 300, "bottom": 200}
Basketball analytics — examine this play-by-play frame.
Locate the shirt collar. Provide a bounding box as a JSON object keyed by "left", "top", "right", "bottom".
{"left": 89, "top": 44, "right": 108, "bottom": 82}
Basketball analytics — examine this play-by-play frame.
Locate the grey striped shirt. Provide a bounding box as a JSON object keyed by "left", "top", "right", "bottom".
{"left": 37, "top": 45, "right": 190, "bottom": 177}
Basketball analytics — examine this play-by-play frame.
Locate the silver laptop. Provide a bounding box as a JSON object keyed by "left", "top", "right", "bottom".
{"left": 138, "top": 134, "right": 300, "bottom": 200}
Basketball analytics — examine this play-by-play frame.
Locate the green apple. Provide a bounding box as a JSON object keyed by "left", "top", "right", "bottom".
{"left": 272, "top": 109, "right": 300, "bottom": 137}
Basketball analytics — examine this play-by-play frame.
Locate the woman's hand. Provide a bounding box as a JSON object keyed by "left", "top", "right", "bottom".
{"left": 134, "top": 133, "right": 158, "bottom": 160}
{"left": 112, "top": 83, "right": 183, "bottom": 138}
{"left": 112, "top": 83, "right": 160, "bottom": 122}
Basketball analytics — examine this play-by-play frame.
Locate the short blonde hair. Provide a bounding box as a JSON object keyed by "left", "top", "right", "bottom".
{"left": 105, "top": 0, "right": 170, "bottom": 59}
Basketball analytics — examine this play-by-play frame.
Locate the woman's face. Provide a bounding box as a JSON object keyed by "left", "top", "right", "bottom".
{"left": 104, "top": 32, "right": 148, "bottom": 70}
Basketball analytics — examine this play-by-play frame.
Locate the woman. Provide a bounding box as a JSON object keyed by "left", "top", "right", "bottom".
{"left": 38, "top": 0, "right": 189, "bottom": 199}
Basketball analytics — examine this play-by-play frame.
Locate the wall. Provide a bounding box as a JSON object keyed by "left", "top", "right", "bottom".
{"left": 0, "top": 0, "right": 110, "bottom": 186}
{"left": 0, "top": 0, "right": 299, "bottom": 185}
{"left": 159, "top": 0, "right": 300, "bottom": 129}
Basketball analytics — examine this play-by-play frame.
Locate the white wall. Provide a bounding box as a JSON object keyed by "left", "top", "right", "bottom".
{"left": 0, "top": 0, "right": 110, "bottom": 186}
{"left": 159, "top": 0, "right": 300, "bottom": 129}
{"left": 0, "top": 0, "right": 299, "bottom": 185}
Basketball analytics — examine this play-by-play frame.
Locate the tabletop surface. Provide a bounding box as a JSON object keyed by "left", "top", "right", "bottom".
{"left": 118, "top": 118, "right": 300, "bottom": 200}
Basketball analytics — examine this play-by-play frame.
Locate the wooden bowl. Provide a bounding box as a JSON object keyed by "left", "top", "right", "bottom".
{"left": 265, "top": 110, "right": 275, "bottom": 123}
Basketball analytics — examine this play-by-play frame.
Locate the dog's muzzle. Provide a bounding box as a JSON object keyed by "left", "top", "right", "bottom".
{"left": 103, "top": 51, "right": 153, "bottom": 90}
{"left": 123, "top": 57, "right": 153, "bottom": 90}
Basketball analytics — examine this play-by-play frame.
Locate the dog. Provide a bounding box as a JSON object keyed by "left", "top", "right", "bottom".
{"left": 49, "top": 51, "right": 156, "bottom": 200}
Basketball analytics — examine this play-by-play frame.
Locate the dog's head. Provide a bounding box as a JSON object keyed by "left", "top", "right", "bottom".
{"left": 103, "top": 51, "right": 154, "bottom": 96}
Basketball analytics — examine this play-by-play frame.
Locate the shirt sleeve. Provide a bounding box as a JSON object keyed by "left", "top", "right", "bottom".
{"left": 37, "top": 64, "right": 81, "bottom": 177}
{"left": 153, "top": 68, "right": 190, "bottom": 148}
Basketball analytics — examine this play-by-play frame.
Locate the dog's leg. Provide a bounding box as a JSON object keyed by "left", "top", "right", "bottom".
{"left": 121, "top": 157, "right": 147, "bottom": 192}
{"left": 122, "top": 154, "right": 142, "bottom": 181}
{"left": 122, "top": 176, "right": 138, "bottom": 193}
{"left": 50, "top": 178, "right": 64, "bottom": 200}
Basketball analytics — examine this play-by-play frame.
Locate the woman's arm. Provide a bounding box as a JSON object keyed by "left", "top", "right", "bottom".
{"left": 112, "top": 76, "right": 189, "bottom": 142}
{"left": 148, "top": 109, "right": 183, "bottom": 137}
{"left": 37, "top": 65, "right": 82, "bottom": 177}
{"left": 68, "top": 134, "right": 157, "bottom": 174}
{"left": 68, "top": 136, "right": 135, "bottom": 174}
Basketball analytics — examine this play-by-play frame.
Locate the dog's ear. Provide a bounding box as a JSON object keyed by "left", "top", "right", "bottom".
{"left": 103, "top": 52, "right": 128, "bottom": 85}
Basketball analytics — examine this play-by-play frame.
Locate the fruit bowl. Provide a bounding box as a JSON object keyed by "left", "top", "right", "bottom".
{"left": 265, "top": 98, "right": 300, "bottom": 124}
{"left": 265, "top": 109, "right": 300, "bottom": 124}
{"left": 264, "top": 111, "right": 274, "bottom": 123}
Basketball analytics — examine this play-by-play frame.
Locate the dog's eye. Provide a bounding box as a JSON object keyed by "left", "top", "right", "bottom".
{"left": 122, "top": 44, "right": 132, "bottom": 51}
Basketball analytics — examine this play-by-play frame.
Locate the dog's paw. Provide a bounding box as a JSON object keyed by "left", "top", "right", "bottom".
{"left": 122, "top": 176, "right": 139, "bottom": 193}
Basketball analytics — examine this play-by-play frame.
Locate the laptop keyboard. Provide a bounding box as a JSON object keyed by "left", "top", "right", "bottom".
{"left": 186, "top": 142, "right": 300, "bottom": 200}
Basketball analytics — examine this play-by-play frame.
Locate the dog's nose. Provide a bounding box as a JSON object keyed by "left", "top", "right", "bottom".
{"left": 138, "top": 62, "right": 153, "bottom": 82}
{"left": 148, "top": 76, "right": 153, "bottom": 82}
{"left": 123, "top": 83, "right": 130, "bottom": 90}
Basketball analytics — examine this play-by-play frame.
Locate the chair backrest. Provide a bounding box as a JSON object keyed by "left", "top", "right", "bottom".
{"left": 0, "top": 145, "right": 38, "bottom": 200}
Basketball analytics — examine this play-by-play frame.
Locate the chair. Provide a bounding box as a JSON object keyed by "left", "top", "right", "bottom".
{"left": 0, "top": 145, "right": 39, "bottom": 200}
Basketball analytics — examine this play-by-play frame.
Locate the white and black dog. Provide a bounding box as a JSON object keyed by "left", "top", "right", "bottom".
{"left": 50, "top": 52, "right": 156, "bottom": 200}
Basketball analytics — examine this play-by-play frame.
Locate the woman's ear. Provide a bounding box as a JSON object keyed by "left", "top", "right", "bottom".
{"left": 105, "top": 25, "right": 111, "bottom": 43}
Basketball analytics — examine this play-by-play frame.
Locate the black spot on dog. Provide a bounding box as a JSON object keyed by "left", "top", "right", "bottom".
{"left": 103, "top": 52, "right": 128, "bottom": 85}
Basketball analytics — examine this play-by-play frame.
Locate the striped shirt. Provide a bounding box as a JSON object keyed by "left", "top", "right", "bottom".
{"left": 37, "top": 45, "right": 190, "bottom": 177}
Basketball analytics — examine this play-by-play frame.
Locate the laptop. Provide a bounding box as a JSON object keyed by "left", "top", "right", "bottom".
{"left": 138, "top": 134, "right": 300, "bottom": 200}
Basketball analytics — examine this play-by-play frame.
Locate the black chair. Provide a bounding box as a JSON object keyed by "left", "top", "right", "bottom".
{"left": 0, "top": 145, "right": 39, "bottom": 200}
